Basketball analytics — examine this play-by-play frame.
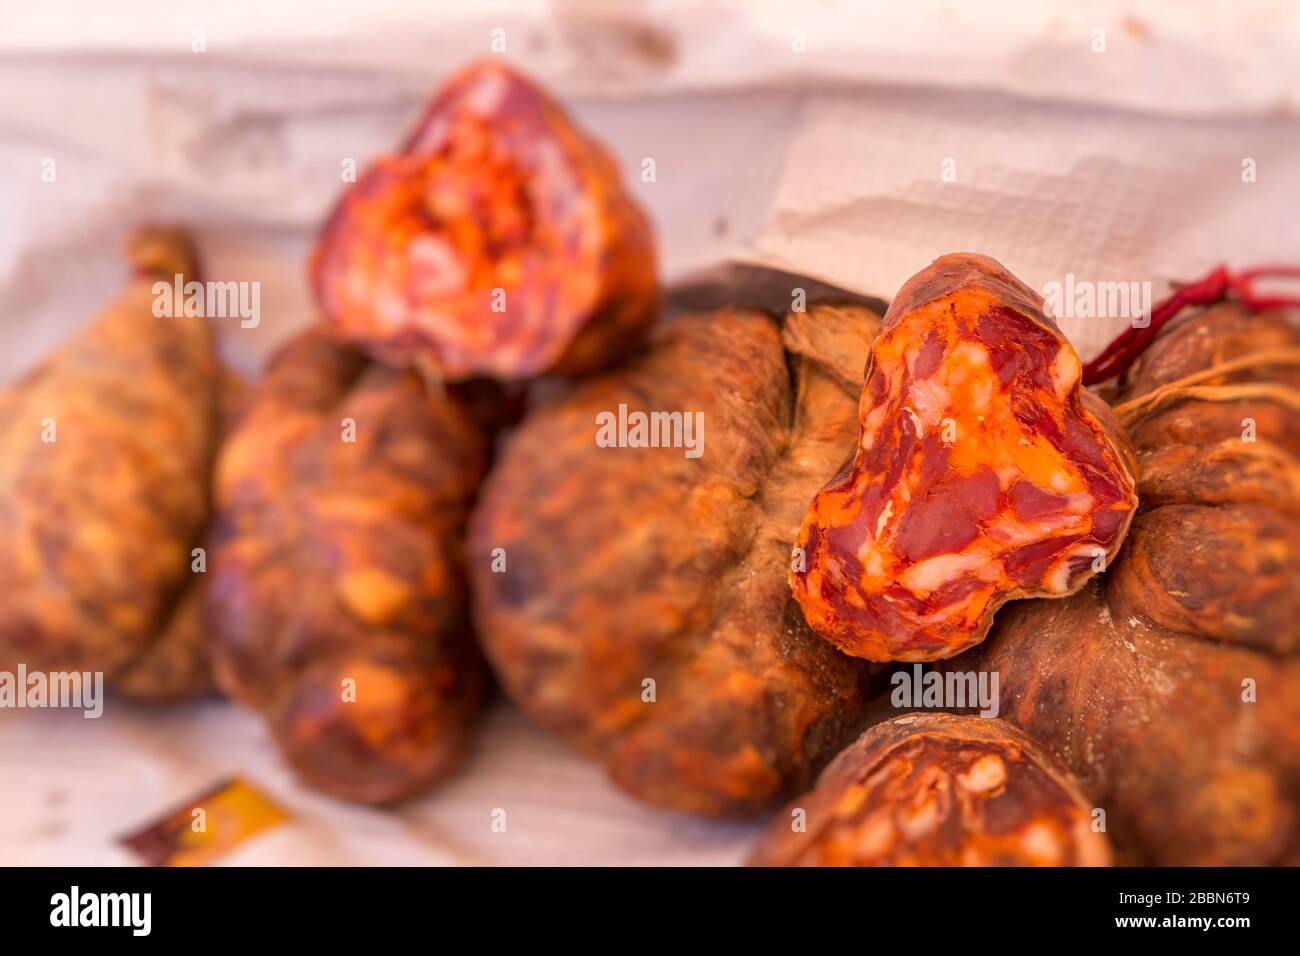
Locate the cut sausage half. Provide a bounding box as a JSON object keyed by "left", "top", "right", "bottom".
{"left": 311, "top": 61, "right": 658, "bottom": 381}
{"left": 792, "top": 254, "right": 1138, "bottom": 661}
{"left": 748, "top": 713, "right": 1113, "bottom": 867}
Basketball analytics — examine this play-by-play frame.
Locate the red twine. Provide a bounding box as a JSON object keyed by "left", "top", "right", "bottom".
{"left": 1081, "top": 265, "right": 1300, "bottom": 385}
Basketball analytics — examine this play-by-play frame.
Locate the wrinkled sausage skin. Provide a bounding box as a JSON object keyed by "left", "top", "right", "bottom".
{"left": 206, "top": 330, "right": 491, "bottom": 804}
{"left": 0, "top": 227, "right": 221, "bottom": 693}
{"left": 111, "top": 583, "right": 215, "bottom": 703}
{"left": 950, "top": 301, "right": 1300, "bottom": 865}
{"left": 311, "top": 60, "right": 658, "bottom": 381}
{"left": 792, "top": 254, "right": 1138, "bottom": 662}
{"left": 748, "top": 713, "right": 1111, "bottom": 866}
{"left": 115, "top": 367, "right": 246, "bottom": 704}
{"left": 470, "top": 304, "right": 880, "bottom": 816}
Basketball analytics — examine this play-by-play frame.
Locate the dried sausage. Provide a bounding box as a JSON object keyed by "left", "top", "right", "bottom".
{"left": 791, "top": 254, "right": 1139, "bottom": 662}
{"left": 206, "top": 330, "right": 491, "bottom": 803}
{"left": 748, "top": 713, "right": 1112, "bottom": 866}
{"left": 951, "top": 298, "right": 1300, "bottom": 864}
{"left": 0, "top": 227, "right": 220, "bottom": 696}
{"left": 470, "top": 303, "right": 880, "bottom": 815}
{"left": 311, "top": 61, "right": 658, "bottom": 381}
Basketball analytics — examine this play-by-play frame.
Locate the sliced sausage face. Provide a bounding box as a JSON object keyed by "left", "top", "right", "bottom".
{"left": 748, "top": 713, "right": 1113, "bottom": 867}
{"left": 311, "top": 61, "right": 658, "bottom": 381}
{"left": 792, "top": 254, "right": 1138, "bottom": 662}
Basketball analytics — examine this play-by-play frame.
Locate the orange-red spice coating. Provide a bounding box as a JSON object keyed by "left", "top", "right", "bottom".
{"left": 470, "top": 304, "right": 881, "bottom": 815}
{"left": 749, "top": 713, "right": 1112, "bottom": 866}
{"left": 0, "top": 228, "right": 222, "bottom": 699}
{"left": 792, "top": 254, "right": 1138, "bottom": 662}
{"left": 312, "top": 61, "right": 658, "bottom": 381}
{"left": 206, "top": 330, "right": 491, "bottom": 804}
{"left": 950, "top": 301, "right": 1300, "bottom": 864}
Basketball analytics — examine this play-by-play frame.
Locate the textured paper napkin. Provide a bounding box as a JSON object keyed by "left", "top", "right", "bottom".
{"left": 745, "top": 86, "right": 1300, "bottom": 358}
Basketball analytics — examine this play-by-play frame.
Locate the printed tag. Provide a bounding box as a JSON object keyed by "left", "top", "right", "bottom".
{"left": 119, "top": 777, "right": 289, "bottom": 866}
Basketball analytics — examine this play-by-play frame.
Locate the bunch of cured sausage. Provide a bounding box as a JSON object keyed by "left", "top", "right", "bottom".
{"left": 3, "top": 61, "right": 1294, "bottom": 866}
